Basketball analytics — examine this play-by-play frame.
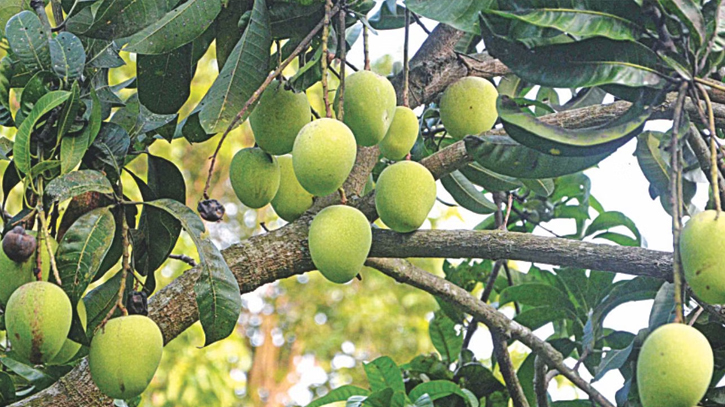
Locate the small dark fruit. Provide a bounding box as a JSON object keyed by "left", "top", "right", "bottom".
{"left": 197, "top": 199, "right": 225, "bottom": 222}
{"left": 3, "top": 226, "right": 37, "bottom": 263}
{"left": 127, "top": 291, "right": 148, "bottom": 316}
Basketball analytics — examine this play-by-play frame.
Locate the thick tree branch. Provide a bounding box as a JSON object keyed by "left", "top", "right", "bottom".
{"left": 365, "top": 258, "right": 615, "bottom": 407}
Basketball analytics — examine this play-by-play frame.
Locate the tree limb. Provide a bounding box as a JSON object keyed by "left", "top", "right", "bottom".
{"left": 491, "top": 327, "right": 530, "bottom": 407}
{"left": 365, "top": 258, "right": 615, "bottom": 407}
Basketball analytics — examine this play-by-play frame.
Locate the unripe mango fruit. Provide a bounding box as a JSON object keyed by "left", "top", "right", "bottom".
{"left": 250, "top": 80, "right": 311, "bottom": 155}
{"left": 379, "top": 106, "right": 419, "bottom": 160}
{"left": 0, "top": 233, "right": 55, "bottom": 306}
{"left": 375, "top": 161, "right": 436, "bottom": 233}
{"left": 680, "top": 210, "right": 725, "bottom": 304}
{"left": 6, "top": 281, "right": 72, "bottom": 364}
{"left": 89, "top": 315, "right": 163, "bottom": 400}
{"left": 334, "top": 70, "right": 396, "bottom": 146}
{"left": 637, "top": 323, "right": 713, "bottom": 407}
{"left": 293, "top": 118, "right": 357, "bottom": 196}
{"left": 439, "top": 77, "right": 498, "bottom": 139}
{"left": 229, "top": 147, "right": 281, "bottom": 208}
{"left": 308, "top": 205, "right": 372, "bottom": 284}
{"left": 272, "top": 155, "right": 314, "bottom": 222}
{"left": 49, "top": 299, "right": 87, "bottom": 365}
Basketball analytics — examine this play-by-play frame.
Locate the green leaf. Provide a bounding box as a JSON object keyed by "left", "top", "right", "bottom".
{"left": 61, "top": 91, "right": 102, "bottom": 174}
{"left": 44, "top": 169, "right": 114, "bottom": 208}
{"left": 14, "top": 91, "right": 71, "bottom": 174}
{"left": 514, "top": 306, "right": 571, "bottom": 330}
{"left": 521, "top": 178, "right": 554, "bottom": 197}
{"left": 215, "top": 0, "right": 247, "bottom": 69}
{"left": 111, "top": 93, "right": 178, "bottom": 137}
{"left": 459, "top": 162, "right": 522, "bottom": 192}
{"left": 80, "top": 0, "right": 176, "bottom": 40}
{"left": 485, "top": 8, "right": 641, "bottom": 42}
{"left": 465, "top": 135, "right": 611, "bottom": 179}
{"left": 584, "top": 211, "right": 641, "bottom": 246}
{"left": 440, "top": 170, "right": 498, "bottom": 214}
{"left": 593, "top": 340, "right": 634, "bottom": 381}
{"left": 363, "top": 356, "right": 405, "bottom": 393}
{"left": 369, "top": 4, "right": 407, "bottom": 30}
{"left": 429, "top": 313, "right": 463, "bottom": 363}
{"left": 54, "top": 207, "right": 115, "bottom": 305}
{"left": 500, "top": 283, "right": 575, "bottom": 311}
{"left": 660, "top": 0, "right": 705, "bottom": 48}
{"left": 648, "top": 282, "right": 675, "bottom": 329}
{"left": 144, "top": 199, "right": 242, "bottom": 346}
{"left": 132, "top": 155, "right": 185, "bottom": 278}
{"left": 409, "top": 381, "right": 474, "bottom": 405}
{"left": 0, "top": 371, "right": 14, "bottom": 404}
{"left": 0, "top": 356, "right": 55, "bottom": 389}
{"left": 56, "top": 82, "right": 82, "bottom": 140}
{"left": 199, "top": 0, "right": 271, "bottom": 133}
{"left": 86, "top": 122, "right": 131, "bottom": 181}
{"left": 5, "top": 11, "right": 51, "bottom": 72}
{"left": 479, "top": 14, "right": 665, "bottom": 89}
{"left": 84, "top": 38, "right": 126, "bottom": 69}
{"left": 306, "top": 385, "right": 371, "bottom": 407}
{"left": 83, "top": 269, "right": 134, "bottom": 336}
{"left": 364, "top": 388, "right": 394, "bottom": 407}
{"left": 137, "top": 45, "right": 193, "bottom": 114}
{"left": 0, "top": 0, "right": 32, "bottom": 36}
{"left": 49, "top": 32, "right": 86, "bottom": 81}
{"left": 413, "top": 393, "right": 434, "bottom": 407}
{"left": 498, "top": 95, "right": 650, "bottom": 157}
{"left": 124, "top": 0, "right": 221, "bottom": 54}
{"left": 453, "top": 363, "right": 504, "bottom": 399}
{"left": 15, "top": 71, "right": 55, "bottom": 127}
{"left": 592, "top": 277, "right": 662, "bottom": 322}
{"left": 406, "top": 0, "right": 492, "bottom": 34}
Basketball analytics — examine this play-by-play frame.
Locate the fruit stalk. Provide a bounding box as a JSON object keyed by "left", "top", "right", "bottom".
{"left": 201, "top": 1, "right": 344, "bottom": 200}
{"left": 669, "top": 82, "right": 689, "bottom": 323}
{"left": 698, "top": 84, "right": 722, "bottom": 214}
{"left": 321, "top": 0, "right": 333, "bottom": 118}
{"left": 402, "top": 8, "right": 410, "bottom": 108}
{"left": 37, "top": 209, "right": 61, "bottom": 285}
{"left": 336, "top": 0, "right": 347, "bottom": 120}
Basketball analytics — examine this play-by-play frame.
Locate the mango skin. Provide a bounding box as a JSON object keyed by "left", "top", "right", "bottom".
{"left": 49, "top": 299, "right": 87, "bottom": 365}
{"left": 375, "top": 161, "right": 436, "bottom": 233}
{"left": 439, "top": 77, "right": 498, "bottom": 139}
{"left": 292, "top": 118, "right": 357, "bottom": 196}
{"left": 229, "top": 147, "right": 281, "bottom": 209}
{"left": 309, "top": 205, "right": 372, "bottom": 284}
{"left": 6, "top": 281, "right": 72, "bottom": 364}
{"left": 335, "top": 70, "right": 396, "bottom": 146}
{"left": 637, "top": 323, "right": 713, "bottom": 407}
{"left": 681, "top": 210, "right": 725, "bottom": 304}
{"left": 250, "top": 80, "right": 311, "bottom": 155}
{"left": 0, "top": 234, "right": 55, "bottom": 307}
{"left": 272, "top": 155, "right": 314, "bottom": 222}
{"left": 89, "top": 315, "right": 163, "bottom": 400}
{"left": 379, "top": 106, "right": 419, "bottom": 160}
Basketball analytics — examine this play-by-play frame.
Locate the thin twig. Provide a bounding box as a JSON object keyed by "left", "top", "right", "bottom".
{"left": 670, "top": 82, "right": 689, "bottom": 323}
{"left": 50, "top": 0, "right": 64, "bottom": 28}
{"left": 697, "top": 84, "right": 722, "bottom": 214}
{"left": 29, "top": 0, "right": 52, "bottom": 39}
{"left": 492, "top": 328, "right": 530, "bottom": 407}
{"left": 37, "top": 210, "right": 61, "bottom": 285}
{"left": 321, "top": 0, "right": 333, "bottom": 118}
{"left": 363, "top": 25, "right": 371, "bottom": 71}
{"left": 402, "top": 8, "right": 410, "bottom": 108}
{"left": 201, "top": 2, "right": 343, "bottom": 199}
{"left": 534, "top": 355, "right": 550, "bottom": 407}
{"left": 411, "top": 13, "right": 431, "bottom": 35}
{"left": 337, "top": 0, "right": 347, "bottom": 120}
{"left": 168, "top": 254, "right": 197, "bottom": 267}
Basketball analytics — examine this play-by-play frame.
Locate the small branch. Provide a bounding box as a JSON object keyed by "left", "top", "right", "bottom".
{"left": 491, "top": 328, "right": 530, "bottom": 407}
{"left": 365, "top": 258, "right": 615, "bottom": 407}
{"left": 201, "top": 1, "right": 343, "bottom": 199}
{"left": 168, "top": 254, "right": 197, "bottom": 267}
{"left": 30, "top": 0, "right": 53, "bottom": 39}
{"left": 336, "top": 0, "right": 347, "bottom": 120}
{"left": 462, "top": 260, "right": 503, "bottom": 348}
{"left": 410, "top": 13, "right": 431, "bottom": 35}
{"left": 534, "top": 355, "right": 550, "bottom": 407}
{"left": 402, "top": 8, "right": 410, "bottom": 108}
{"left": 687, "top": 125, "right": 725, "bottom": 204}
{"left": 697, "top": 84, "right": 722, "bottom": 213}
{"left": 50, "top": 0, "right": 64, "bottom": 28}
{"left": 363, "top": 25, "right": 370, "bottom": 71}
{"left": 37, "top": 209, "right": 61, "bottom": 285}
{"left": 670, "top": 82, "right": 688, "bottom": 323}
{"left": 321, "top": 0, "right": 333, "bottom": 118}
